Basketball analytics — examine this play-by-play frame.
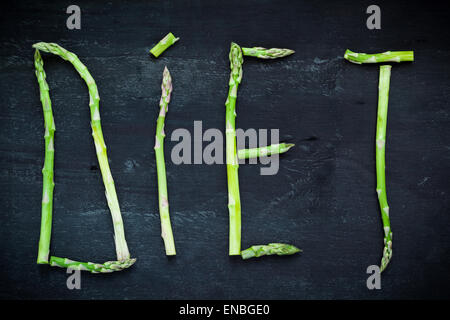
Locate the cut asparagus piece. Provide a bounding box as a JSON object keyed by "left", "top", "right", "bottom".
{"left": 376, "top": 65, "right": 393, "bottom": 272}
{"left": 242, "top": 47, "right": 295, "bottom": 59}
{"left": 241, "top": 243, "right": 301, "bottom": 260}
{"left": 34, "top": 49, "right": 55, "bottom": 264}
{"left": 238, "top": 143, "right": 294, "bottom": 160}
{"left": 150, "top": 32, "right": 179, "bottom": 58}
{"left": 32, "top": 42, "right": 133, "bottom": 264}
{"left": 154, "top": 67, "right": 176, "bottom": 255}
{"left": 50, "top": 256, "right": 136, "bottom": 273}
{"left": 226, "top": 42, "right": 244, "bottom": 255}
{"left": 344, "top": 49, "right": 414, "bottom": 64}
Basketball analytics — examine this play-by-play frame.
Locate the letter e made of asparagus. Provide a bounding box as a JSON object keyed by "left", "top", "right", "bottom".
{"left": 225, "top": 42, "right": 300, "bottom": 259}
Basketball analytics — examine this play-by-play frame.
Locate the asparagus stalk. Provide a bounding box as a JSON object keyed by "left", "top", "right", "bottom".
{"left": 238, "top": 143, "right": 294, "bottom": 160}
{"left": 242, "top": 47, "right": 295, "bottom": 59}
{"left": 344, "top": 49, "right": 414, "bottom": 64}
{"left": 241, "top": 243, "right": 301, "bottom": 260}
{"left": 226, "top": 42, "right": 244, "bottom": 255}
{"left": 50, "top": 256, "right": 136, "bottom": 273}
{"left": 150, "top": 32, "right": 179, "bottom": 58}
{"left": 154, "top": 67, "right": 176, "bottom": 255}
{"left": 376, "top": 65, "right": 393, "bottom": 272}
{"left": 32, "top": 42, "right": 134, "bottom": 265}
{"left": 34, "top": 49, "right": 55, "bottom": 264}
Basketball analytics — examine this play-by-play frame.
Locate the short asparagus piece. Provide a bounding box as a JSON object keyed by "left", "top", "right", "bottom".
{"left": 376, "top": 65, "right": 393, "bottom": 272}
{"left": 150, "top": 32, "right": 179, "bottom": 58}
{"left": 238, "top": 143, "right": 294, "bottom": 160}
{"left": 242, "top": 47, "right": 295, "bottom": 59}
{"left": 344, "top": 49, "right": 414, "bottom": 64}
{"left": 241, "top": 243, "right": 301, "bottom": 260}
{"left": 154, "top": 67, "right": 176, "bottom": 255}
{"left": 226, "top": 42, "right": 244, "bottom": 255}
{"left": 32, "top": 42, "right": 134, "bottom": 265}
{"left": 34, "top": 49, "right": 55, "bottom": 264}
{"left": 50, "top": 256, "right": 136, "bottom": 273}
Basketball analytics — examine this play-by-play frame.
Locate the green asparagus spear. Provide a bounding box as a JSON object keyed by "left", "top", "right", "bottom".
{"left": 150, "top": 32, "right": 179, "bottom": 58}
{"left": 344, "top": 49, "right": 414, "bottom": 64}
{"left": 241, "top": 243, "right": 301, "bottom": 260}
{"left": 34, "top": 49, "right": 55, "bottom": 264}
{"left": 226, "top": 43, "right": 244, "bottom": 255}
{"left": 376, "top": 65, "right": 393, "bottom": 272}
{"left": 238, "top": 143, "right": 294, "bottom": 160}
{"left": 242, "top": 47, "right": 295, "bottom": 59}
{"left": 32, "top": 42, "right": 134, "bottom": 268}
{"left": 154, "top": 67, "right": 176, "bottom": 255}
{"left": 50, "top": 256, "right": 136, "bottom": 273}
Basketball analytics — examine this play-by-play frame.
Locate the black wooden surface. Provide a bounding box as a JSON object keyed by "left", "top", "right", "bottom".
{"left": 1, "top": 0, "right": 450, "bottom": 299}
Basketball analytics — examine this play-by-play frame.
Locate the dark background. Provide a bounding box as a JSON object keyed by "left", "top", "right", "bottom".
{"left": 1, "top": 0, "right": 449, "bottom": 300}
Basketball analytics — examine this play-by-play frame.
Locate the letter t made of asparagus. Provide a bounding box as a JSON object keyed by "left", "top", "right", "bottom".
{"left": 344, "top": 49, "right": 414, "bottom": 272}
{"left": 154, "top": 67, "right": 176, "bottom": 255}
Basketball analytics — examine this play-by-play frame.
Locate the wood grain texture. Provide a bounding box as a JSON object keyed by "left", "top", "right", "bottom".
{"left": 0, "top": 0, "right": 449, "bottom": 299}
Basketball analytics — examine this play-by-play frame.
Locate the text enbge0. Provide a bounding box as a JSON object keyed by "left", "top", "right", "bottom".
{"left": 223, "top": 304, "right": 270, "bottom": 315}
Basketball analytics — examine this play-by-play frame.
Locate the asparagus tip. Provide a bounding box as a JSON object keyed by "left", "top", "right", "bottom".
{"left": 285, "top": 143, "right": 295, "bottom": 150}
{"left": 269, "top": 243, "right": 302, "bottom": 254}
{"left": 286, "top": 49, "right": 295, "bottom": 56}
{"left": 34, "top": 48, "right": 41, "bottom": 60}
{"left": 241, "top": 243, "right": 301, "bottom": 259}
{"left": 343, "top": 49, "right": 352, "bottom": 59}
{"left": 32, "top": 42, "right": 48, "bottom": 49}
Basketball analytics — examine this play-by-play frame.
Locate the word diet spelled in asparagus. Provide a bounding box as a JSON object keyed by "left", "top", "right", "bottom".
{"left": 32, "top": 40, "right": 414, "bottom": 273}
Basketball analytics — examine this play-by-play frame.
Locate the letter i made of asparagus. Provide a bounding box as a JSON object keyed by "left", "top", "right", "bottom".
{"left": 154, "top": 67, "right": 176, "bottom": 255}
